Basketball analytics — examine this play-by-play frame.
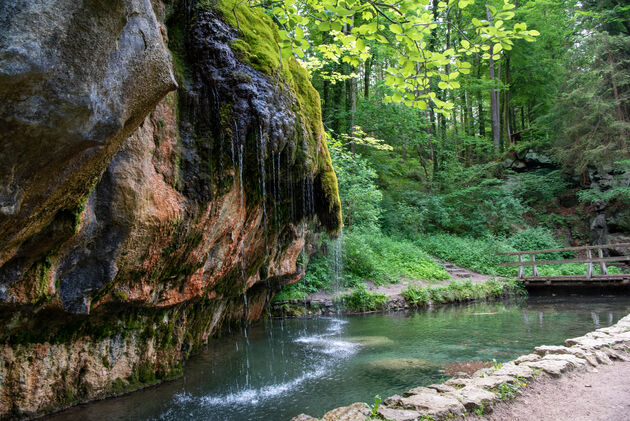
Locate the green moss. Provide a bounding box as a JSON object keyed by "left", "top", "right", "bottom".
{"left": 166, "top": 18, "right": 189, "bottom": 85}
{"left": 209, "top": 0, "right": 282, "bottom": 76}
{"left": 210, "top": 0, "right": 342, "bottom": 234}
{"left": 113, "top": 290, "right": 128, "bottom": 301}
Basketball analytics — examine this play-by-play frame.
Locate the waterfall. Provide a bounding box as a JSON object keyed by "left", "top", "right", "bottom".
{"left": 331, "top": 230, "right": 344, "bottom": 294}
{"left": 238, "top": 136, "right": 246, "bottom": 282}
{"left": 257, "top": 125, "right": 268, "bottom": 245}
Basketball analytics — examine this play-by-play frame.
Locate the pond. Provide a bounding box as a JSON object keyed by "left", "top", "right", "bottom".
{"left": 47, "top": 295, "right": 630, "bottom": 421}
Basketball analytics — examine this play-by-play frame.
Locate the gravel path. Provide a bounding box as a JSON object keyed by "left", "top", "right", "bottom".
{"left": 467, "top": 361, "right": 630, "bottom": 421}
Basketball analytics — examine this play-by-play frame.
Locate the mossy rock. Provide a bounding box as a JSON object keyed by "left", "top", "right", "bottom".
{"left": 210, "top": 0, "right": 342, "bottom": 235}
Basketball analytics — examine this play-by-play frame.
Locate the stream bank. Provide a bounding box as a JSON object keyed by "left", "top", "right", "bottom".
{"left": 291, "top": 312, "right": 630, "bottom": 421}
{"left": 271, "top": 274, "right": 522, "bottom": 316}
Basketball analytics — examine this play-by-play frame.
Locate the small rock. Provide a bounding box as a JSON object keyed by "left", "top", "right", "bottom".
{"left": 427, "top": 383, "right": 458, "bottom": 393}
{"left": 403, "top": 386, "right": 438, "bottom": 397}
{"left": 386, "top": 391, "right": 466, "bottom": 419}
{"left": 445, "top": 386, "right": 497, "bottom": 411}
{"left": 378, "top": 407, "right": 423, "bottom": 421}
{"left": 594, "top": 350, "right": 613, "bottom": 365}
{"left": 522, "top": 358, "right": 573, "bottom": 378}
{"left": 492, "top": 363, "right": 535, "bottom": 380}
{"left": 291, "top": 415, "right": 319, "bottom": 421}
{"left": 541, "top": 354, "right": 588, "bottom": 371}
{"left": 321, "top": 403, "right": 371, "bottom": 421}
{"left": 601, "top": 347, "right": 630, "bottom": 362}
{"left": 514, "top": 353, "right": 541, "bottom": 364}
{"left": 446, "top": 374, "right": 516, "bottom": 390}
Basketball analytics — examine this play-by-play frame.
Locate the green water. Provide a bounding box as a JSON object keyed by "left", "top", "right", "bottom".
{"left": 47, "top": 295, "right": 630, "bottom": 421}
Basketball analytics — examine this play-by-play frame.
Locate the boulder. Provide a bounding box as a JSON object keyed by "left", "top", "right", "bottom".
{"left": 292, "top": 415, "right": 319, "bottom": 421}
{"left": 321, "top": 403, "right": 371, "bottom": 421}
{"left": 385, "top": 391, "right": 466, "bottom": 419}
{"left": 514, "top": 353, "right": 541, "bottom": 365}
{"left": 378, "top": 407, "right": 424, "bottom": 421}
{"left": 446, "top": 375, "right": 517, "bottom": 390}
{"left": 445, "top": 386, "right": 497, "bottom": 411}
{"left": 522, "top": 358, "right": 576, "bottom": 378}
{"left": 492, "top": 362, "right": 535, "bottom": 380}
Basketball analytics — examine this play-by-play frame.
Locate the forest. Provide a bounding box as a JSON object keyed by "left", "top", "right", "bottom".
{"left": 2, "top": 0, "right": 630, "bottom": 419}
{"left": 268, "top": 0, "right": 630, "bottom": 302}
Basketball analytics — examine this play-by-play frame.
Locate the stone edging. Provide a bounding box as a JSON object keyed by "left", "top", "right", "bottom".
{"left": 291, "top": 313, "right": 630, "bottom": 421}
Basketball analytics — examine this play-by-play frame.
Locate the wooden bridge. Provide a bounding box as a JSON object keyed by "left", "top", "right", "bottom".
{"left": 498, "top": 243, "right": 630, "bottom": 286}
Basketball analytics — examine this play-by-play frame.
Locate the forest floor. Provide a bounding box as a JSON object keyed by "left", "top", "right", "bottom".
{"left": 307, "top": 260, "right": 493, "bottom": 302}
{"left": 465, "top": 360, "right": 630, "bottom": 421}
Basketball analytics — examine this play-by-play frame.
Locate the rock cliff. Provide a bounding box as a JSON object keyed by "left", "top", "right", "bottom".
{"left": 0, "top": 0, "right": 341, "bottom": 417}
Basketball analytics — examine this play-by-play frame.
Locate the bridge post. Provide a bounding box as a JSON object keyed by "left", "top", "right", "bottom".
{"left": 518, "top": 254, "right": 524, "bottom": 279}
{"left": 531, "top": 254, "right": 539, "bottom": 277}
{"left": 587, "top": 249, "right": 593, "bottom": 279}
{"left": 598, "top": 248, "right": 608, "bottom": 275}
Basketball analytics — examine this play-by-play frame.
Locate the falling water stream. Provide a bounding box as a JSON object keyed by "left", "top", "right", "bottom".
{"left": 46, "top": 295, "right": 630, "bottom": 421}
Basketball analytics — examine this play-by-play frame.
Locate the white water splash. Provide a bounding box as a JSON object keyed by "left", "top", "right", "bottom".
{"left": 171, "top": 318, "right": 357, "bottom": 410}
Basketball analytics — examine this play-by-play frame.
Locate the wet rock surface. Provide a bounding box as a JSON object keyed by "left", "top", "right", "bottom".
{"left": 291, "top": 313, "right": 630, "bottom": 421}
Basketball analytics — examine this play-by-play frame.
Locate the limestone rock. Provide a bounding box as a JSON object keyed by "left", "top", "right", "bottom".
{"left": 522, "top": 358, "right": 575, "bottom": 378}
{"left": 385, "top": 391, "right": 466, "bottom": 418}
{"left": 514, "top": 353, "right": 541, "bottom": 364}
{"left": 601, "top": 347, "right": 630, "bottom": 362}
{"left": 535, "top": 346, "right": 598, "bottom": 366}
{"left": 292, "top": 415, "right": 320, "bottom": 421}
{"left": 445, "top": 386, "right": 497, "bottom": 411}
{"left": 492, "top": 363, "right": 535, "bottom": 380}
{"left": 321, "top": 403, "right": 371, "bottom": 421}
{"left": 447, "top": 375, "right": 517, "bottom": 390}
{"left": 427, "top": 383, "right": 458, "bottom": 393}
{"left": 378, "top": 407, "right": 423, "bottom": 421}
{"left": 403, "top": 386, "right": 439, "bottom": 397}
{"left": 540, "top": 354, "right": 589, "bottom": 370}
{"left": 594, "top": 350, "right": 613, "bottom": 365}
{"left": 565, "top": 336, "right": 609, "bottom": 349}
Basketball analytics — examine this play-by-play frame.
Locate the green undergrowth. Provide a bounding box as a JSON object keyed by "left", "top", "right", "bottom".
{"left": 274, "top": 231, "right": 449, "bottom": 301}
{"left": 418, "top": 230, "right": 622, "bottom": 277}
{"left": 402, "top": 278, "right": 525, "bottom": 306}
{"left": 337, "top": 284, "right": 387, "bottom": 312}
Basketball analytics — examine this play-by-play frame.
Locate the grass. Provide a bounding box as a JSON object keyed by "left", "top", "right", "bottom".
{"left": 417, "top": 232, "right": 622, "bottom": 277}
{"left": 343, "top": 232, "right": 450, "bottom": 283}
{"left": 273, "top": 231, "right": 449, "bottom": 301}
{"left": 337, "top": 284, "right": 387, "bottom": 312}
{"left": 401, "top": 279, "right": 524, "bottom": 306}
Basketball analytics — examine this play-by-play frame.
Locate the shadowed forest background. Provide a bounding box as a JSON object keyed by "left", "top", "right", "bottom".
{"left": 274, "top": 0, "right": 630, "bottom": 301}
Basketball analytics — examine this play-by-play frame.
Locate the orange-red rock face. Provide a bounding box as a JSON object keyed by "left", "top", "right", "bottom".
{"left": 0, "top": 1, "right": 340, "bottom": 418}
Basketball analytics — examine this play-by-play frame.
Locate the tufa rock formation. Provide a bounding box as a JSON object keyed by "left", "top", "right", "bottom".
{"left": 0, "top": 0, "right": 341, "bottom": 417}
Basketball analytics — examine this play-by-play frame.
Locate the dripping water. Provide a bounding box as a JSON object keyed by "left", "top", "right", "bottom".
{"left": 300, "top": 177, "right": 307, "bottom": 275}
{"left": 271, "top": 150, "right": 278, "bottom": 233}
{"left": 238, "top": 139, "right": 246, "bottom": 283}
{"left": 257, "top": 124, "right": 268, "bottom": 246}
{"left": 331, "top": 230, "right": 344, "bottom": 295}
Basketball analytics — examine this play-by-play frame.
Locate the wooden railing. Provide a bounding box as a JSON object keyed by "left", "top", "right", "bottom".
{"left": 498, "top": 243, "right": 630, "bottom": 280}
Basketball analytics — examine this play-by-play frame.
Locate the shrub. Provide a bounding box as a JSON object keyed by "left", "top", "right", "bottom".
{"left": 339, "top": 284, "right": 387, "bottom": 312}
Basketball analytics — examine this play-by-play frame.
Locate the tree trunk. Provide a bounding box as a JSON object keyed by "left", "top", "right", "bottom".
{"left": 476, "top": 58, "right": 486, "bottom": 137}
{"left": 503, "top": 54, "right": 512, "bottom": 146}
{"left": 486, "top": 7, "right": 501, "bottom": 150}
{"left": 364, "top": 55, "right": 372, "bottom": 98}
